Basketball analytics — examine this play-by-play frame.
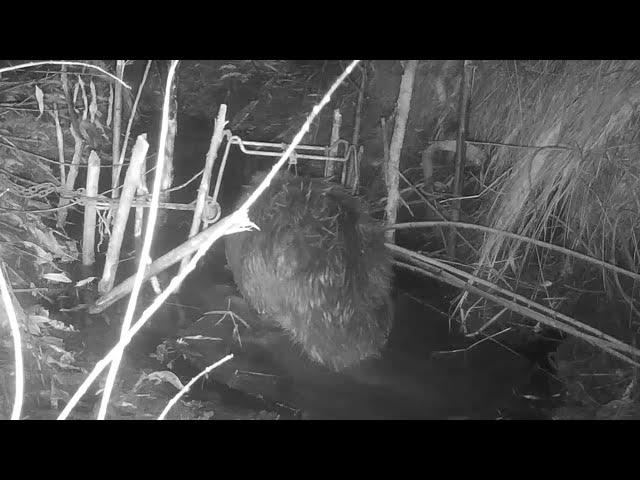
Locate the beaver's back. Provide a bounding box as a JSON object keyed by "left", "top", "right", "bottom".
{"left": 225, "top": 172, "right": 393, "bottom": 371}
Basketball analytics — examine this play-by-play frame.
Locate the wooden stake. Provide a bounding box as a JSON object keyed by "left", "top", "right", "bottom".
{"left": 98, "top": 134, "right": 149, "bottom": 294}
{"left": 51, "top": 103, "right": 66, "bottom": 187}
{"left": 179, "top": 104, "right": 227, "bottom": 274}
{"left": 82, "top": 151, "right": 100, "bottom": 266}
{"left": 381, "top": 117, "right": 390, "bottom": 187}
{"left": 324, "top": 109, "right": 342, "bottom": 179}
{"left": 157, "top": 72, "right": 178, "bottom": 227}
{"left": 344, "top": 65, "right": 367, "bottom": 188}
{"left": 134, "top": 154, "right": 147, "bottom": 254}
{"left": 111, "top": 60, "right": 125, "bottom": 199}
{"left": 117, "top": 60, "right": 152, "bottom": 202}
{"left": 134, "top": 154, "right": 162, "bottom": 295}
{"left": 352, "top": 145, "right": 363, "bottom": 194}
{"left": 447, "top": 60, "right": 472, "bottom": 260}
{"left": 56, "top": 123, "right": 83, "bottom": 229}
{"left": 384, "top": 60, "right": 418, "bottom": 243}
{"left": 56, "top": 68, "right": 83, "bottom": 229}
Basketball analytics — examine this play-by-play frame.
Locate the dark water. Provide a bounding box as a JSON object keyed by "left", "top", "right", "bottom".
{"left": 142, "top": 223, "right": 559, "bottom": 420}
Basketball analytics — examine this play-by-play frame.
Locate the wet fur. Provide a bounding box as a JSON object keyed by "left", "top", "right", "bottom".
{"left": 225, "top": 171, "right": 393, "bottom": 371}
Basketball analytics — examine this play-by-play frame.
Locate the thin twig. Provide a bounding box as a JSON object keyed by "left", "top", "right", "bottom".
{"left": 0, "top": 61, "right": 130, "bottom": 89}
{"left": 394, "top": 259, "right": 640, "bottom": 368}
{"left": 389, "top": 245, "right": 640, "bottom": 359}
{"left": 390, "top": 221, "right": 640, "bottom": 283}
{"left": 115, "top": 60, "right": 152, "bottom": 188}
{"left": 158, "top": 354, "right": 234, "bottom": 420}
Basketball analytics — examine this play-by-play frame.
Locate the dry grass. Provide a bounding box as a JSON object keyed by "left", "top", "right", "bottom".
{"left": 456, "top": 62, "right": 640, "bottom": 329}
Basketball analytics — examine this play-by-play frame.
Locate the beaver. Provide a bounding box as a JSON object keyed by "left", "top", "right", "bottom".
{"left": 224, "top": 171, "right": 393, "bottom": 371}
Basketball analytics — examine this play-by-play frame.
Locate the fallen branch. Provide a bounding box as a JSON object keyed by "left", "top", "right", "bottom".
{"left": 89, "top": 217, "right": 224, "bottom": 313}
{"left": 390, "top": 220, "right": 640, "bottom": 283}
{"left": 389, "top": 243, "right": 639, "bottom": 355}
{"left": 388, "top": 244, "right": 640, "bottom": 366}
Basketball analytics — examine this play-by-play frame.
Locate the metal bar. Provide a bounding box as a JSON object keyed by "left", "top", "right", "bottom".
{"left": 228, "top": 135, "right": 348, "bottom": 162}
{"left": 62, "top": 193, "right": 199, "bottom": 212}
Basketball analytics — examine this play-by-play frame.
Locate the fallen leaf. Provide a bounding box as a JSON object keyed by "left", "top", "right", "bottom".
{"left": 24, "top": 317, "right": 42, "bottom": 335}
{"left": 220, "top": 72, "right": 244, "bottom": 81}
{"left": 22, "top": 241, "right": 54, "bottom": 265}
{"left": 181, "top": 335, "right": 223, "bottom": 342}
{"left": 75, "top": 276, "right": 97, "bottom": 287}
{"left": 146, "top": 371, "right": 185, "bottom": 391}
{"left": 43, "top": 272, "right": 72, "bottom": 284}
{"left": 35, "top": 85, "right": 44, "bottom": 118}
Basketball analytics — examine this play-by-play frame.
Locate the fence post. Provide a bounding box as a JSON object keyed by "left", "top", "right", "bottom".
{"left": 98, "top": 134, "right": 149, "bottom": 294}
{"left": 82, "top": 151, "right": 101, "bottom": 266}
{"left": 324, "top": 109, "right": 342, "bottom": 179}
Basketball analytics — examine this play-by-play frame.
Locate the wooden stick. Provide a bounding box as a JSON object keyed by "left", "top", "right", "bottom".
{"left": 89, "top": 80, "right": 98, "bottom": 124}
{"left": 77, "top": 74, "right": 88, "bottom": 121}
{"left": 56, "top": 123, "right": 83, "bottom": 229}
{"left": 391, "top": 220, "right": 640, "bottom": 284}
{"left": 56, "top": 67, "right": 83, "bottom": 229}
{"left": 134, "top": 153, "right": 162, "bottom": 295}
{"left": 134, "top": 154, "right": 147, "bottom": 254}
{"left": 134, "top": 154, "right": 160, "bottom": 297}
{"left": 111, "top": 60, "right": 125, "bottom": 199}
{"left": 51, "top": 103, "right": 66, "bottom": 186}
{"left": 344, "top": 65, "right": 366, "bottom": 189}
{"left": 82, "top": 151, "right": 100, "bottom": 266}
{"left": 90, "top": 214, "right": 223, "bottom": 313}
{"left": 384, "top": 60, "right": 418, "bottom": 243}
{"left": 388, "top": 244, "right": 640, "bottom": 354}
{"left": 179, "top": 104, "right": 227, "bottom": 274}
{"left": 98, "top": 135, "right": 148, "bottom": 294}
{"left": 116, "top": 60, "right": 152, "bottom": 201}
{"left": 324, "top": 109, "right": 342, "bottom": 179}
{"left": 107, "top": 84, "right": 113, "bottom": 127}
{"left": 381, "top": 116, "right": 390, "bottom": 186}
{"left": 393, "top": 258, "right": 640, "bottom": 367}
{"left": 157, "top": 73, "right": 178, "bottom": 227}
{"left": 352, "top": 145, "right": 363, "bottom": 195}
{"left": 447, "top": 60, "right": 472, "bottom": 259}
{"left": 341, "top": 146, "right": 354, "bottom": 188}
